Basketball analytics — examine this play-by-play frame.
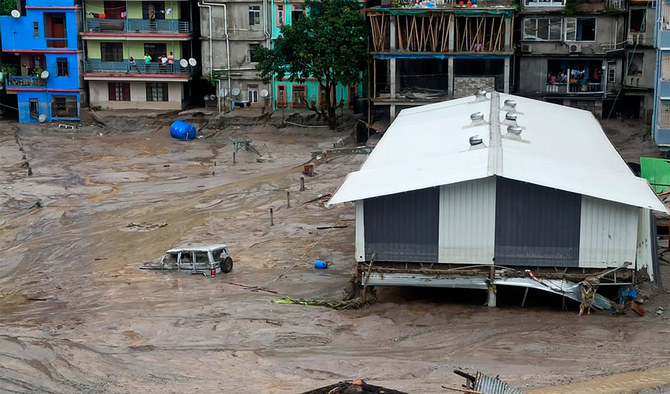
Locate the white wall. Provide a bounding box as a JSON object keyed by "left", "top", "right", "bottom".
{"left": 89, "top": 81, "right": 183, "bottom": 110}
{"left": 438, "top": 177, "right": 496, "bottom": 265}
{"left": 578, "top": 196, "right": 638, "bottom": 268}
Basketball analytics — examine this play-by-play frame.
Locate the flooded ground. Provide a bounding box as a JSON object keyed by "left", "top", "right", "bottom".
{"left": 0, "top": 111, "right": 669, "bottom": 393}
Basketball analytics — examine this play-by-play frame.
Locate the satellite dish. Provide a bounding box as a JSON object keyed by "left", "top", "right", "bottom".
{"left": 166, "top": 8, "right": 172, "bottom": 14}
{"left": 179, "top": 59, "right": 188, "bottom": 68}
{"left": 188, "top": 58, "right": 197, "bottom": 67}
{"left": 232, "top": 88, "right": 240, "bottom": 96}
{"left": 38, "top": 114, "right": 46, "bottom": 123}
{"left": 204, "top": 95, "right": 210, "bottom": 101}
{"left": 260, "top": 89, "right": 269, "bottom": 98}
{"left": 209, "top": 94, "right": 216, "bottom": 101}
{"left": 11, "top": 9, "right": 20, "bottom": 18}
{"left": 40, "top": 70, "right": 49, "bottom": 79}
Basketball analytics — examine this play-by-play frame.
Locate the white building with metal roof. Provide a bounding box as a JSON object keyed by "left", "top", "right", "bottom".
{"left": 329, "top": 91, "right": 667, "bottom": 307}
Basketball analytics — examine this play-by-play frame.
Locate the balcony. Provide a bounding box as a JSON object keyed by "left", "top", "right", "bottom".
{"left": 84, "top": 60, "right": 195, "bottom": 75}
{"left": 5, "top": 76, "right": 46, "bottom": 88}
{"left": 545, "top": 82, "right": 604, "bottom": 94}
{"left": 84, "top": 19, "right": 192, "bottom": 34}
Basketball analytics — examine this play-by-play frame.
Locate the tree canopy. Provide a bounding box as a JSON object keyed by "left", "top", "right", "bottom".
{"left": 256, "top": 0, "right": 367, "bottom": 128}
{"left": 0, "top": 0, "right": 17, "bottom": 15}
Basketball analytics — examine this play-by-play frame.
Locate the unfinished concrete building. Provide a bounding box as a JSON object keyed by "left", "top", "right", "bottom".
{"left": 622, "top": 0, "right": 655, "bottom": 122}
{"left": 516, "top": 0, "right": 626, "bottom": 118}
{"left": 367, "top": 1, "right": 515, "bottom": 120}
{"left": 198, "top": 0, "right": 271, "bottom": 109}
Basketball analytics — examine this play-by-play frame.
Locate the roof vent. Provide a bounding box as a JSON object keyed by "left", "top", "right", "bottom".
{"left": 473, "top": 90, "right": 488, "bottom": 102}
{"left": 507, "top": 125, "right": 523, "bottom": 135}
{"left": 469, "top": 111, "right": 487, "bottom": 126}
{"left": 502, "top": 99, "right": 518, "bottom": 113}
{"left": 469, "top": 135, "right": 487, "bottom": 150}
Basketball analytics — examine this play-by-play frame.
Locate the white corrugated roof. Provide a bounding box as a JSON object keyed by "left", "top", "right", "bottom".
{"left": 329, "top": 92, "right": 667, "bottom": 213}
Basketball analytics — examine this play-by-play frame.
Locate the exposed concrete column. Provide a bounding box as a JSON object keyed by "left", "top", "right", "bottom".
{"left": 390, "top": 17, "right": 397, "bottom": 120}
{"left": 448, "top": 18, "right": 455, "bottom": 97}
{"left": 504, "top": 57, "right": 510, "bottom": 93}
{"left": 448, "top": 57, "right": 454, "bottom": 97}
{"left": 504, "top": 17, "right": 511, "bottom": 51}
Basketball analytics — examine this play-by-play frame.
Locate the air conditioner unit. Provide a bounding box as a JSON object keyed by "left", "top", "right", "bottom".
{"left": 568, "top": 43, "right": 582, "bottom": 53}
{"left": 521, "top": 44, "right": 532, "bottom": 53}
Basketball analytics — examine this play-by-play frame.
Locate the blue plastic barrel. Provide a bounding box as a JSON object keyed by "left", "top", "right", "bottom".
{"left": 314, "top": 260, "right": 328, "bottom": 269}
{"left": 170, "top": 120, "right": 197, "bottom": 141}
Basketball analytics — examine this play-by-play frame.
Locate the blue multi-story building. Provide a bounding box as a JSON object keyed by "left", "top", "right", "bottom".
{"left": 1, "top": 0, "right": 82, "bottom": 123}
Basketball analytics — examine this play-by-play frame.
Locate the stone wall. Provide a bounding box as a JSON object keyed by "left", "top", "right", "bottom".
{"left": 453, "top": 77, "right": 496, "bottom": 98}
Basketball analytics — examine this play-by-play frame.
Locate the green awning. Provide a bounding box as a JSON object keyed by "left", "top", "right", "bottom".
{"left": 640, "top": 157, "right": 670, "bottom": 193}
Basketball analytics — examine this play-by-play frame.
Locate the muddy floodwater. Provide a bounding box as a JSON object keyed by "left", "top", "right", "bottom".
{"left": 1, "top": 114, "right": 670, "bottom": 393}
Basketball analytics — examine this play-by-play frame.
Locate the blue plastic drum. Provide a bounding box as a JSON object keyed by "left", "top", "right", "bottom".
{"left": 314, "top": 260, "right": 328, "bottom": 269}
{"left": 170, "top": 120, "right": 197, "bottom": 141}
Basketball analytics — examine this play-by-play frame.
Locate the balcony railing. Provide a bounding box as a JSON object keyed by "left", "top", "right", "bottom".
{"left": 84, "top": 60, "right": 195, "bottom": 75}
{"left": 5, "top": 76, "right": 47, "bottom": 88}
{"left": 545, "top": 82, "right": 604, "bottom": 94}
{"left": 84, "top": 18, "right": 192, "bottom": 33}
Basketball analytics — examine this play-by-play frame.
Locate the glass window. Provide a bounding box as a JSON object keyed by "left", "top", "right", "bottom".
{"left": 523, "top": 18, "right": 562, "bottom": 41}
{"left": 628, "top": 53, "right": 643, "bottom": 75}
{"left": 292, "top": 5, "right": 304, "bottom": 22}
{"left": 276, "top": 5, "right": 284, "bottom": 26}
{"left": 193, "top": 251, "right": 210, "bottom": 268}
{"left": 564, "top": 17, "right": 596, "bottom": 41}
{"left": 146, "top": 82, "right": 168, "bottom": 101}
{"left": 662, "top": 54, "right": 670, "bottom": 80}
{"left": 29, "top": 99, "right": 39, "bottom": 119}
{"left": 51, "top": 95, "right": 77, "bottom": 118}
{"left": 248, "top": 44, "right": 261, "bottom": 62}
{"left": 108, "top": 82, "right": 130, "bottom": 101}
{"left": 293, "top": 85, "right": 306, "bottom": 107}
{"left": 101, "top": 42, "right": 123, "bottom": 61}
{"left": 249, "top": 5, "right": 261, "bottom": 26}
{"left": 57, "top": 58, "right": 68, "bottom": 77}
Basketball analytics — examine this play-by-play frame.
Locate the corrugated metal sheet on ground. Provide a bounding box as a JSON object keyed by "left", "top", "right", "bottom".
{"left": 579, "top": 196, "right": 638, "bottom": 268}
{"left": 640, "top": 156, "right": 670, "bottom": 193}
{"left": 438, "top": 177, "right": 496, "bottom": 264}
{"left": 474, "top": 372, "right": 526, "bottom": 394}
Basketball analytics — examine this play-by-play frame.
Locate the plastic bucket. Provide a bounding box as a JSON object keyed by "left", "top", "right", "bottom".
{"left": 314, "top": 260, "right": 328, "bottom": 269}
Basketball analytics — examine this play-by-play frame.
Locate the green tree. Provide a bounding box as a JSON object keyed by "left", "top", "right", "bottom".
{"left": 0, "top": 0, "right": 17, "bottom": 15}
{"left": 255, "top": 0, "right": 367, "bottom": 129}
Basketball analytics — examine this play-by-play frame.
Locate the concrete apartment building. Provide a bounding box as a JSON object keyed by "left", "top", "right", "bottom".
{"left": 0, "top": 0, "right": 83, "bottom": 123}
{"left": 623, "top": 0, "right": 655, "bottom": 122}
{"left": 81, "top": 0, "right": 197, "bottom": 110}
{"left": 198, "top": 0, "right": 271, "bottom": 110}
{"left": 516, "top": 0, "right": 626, "bottom": 118}
{"left": 653, "top": 0, "right": 670, "bottom": 147}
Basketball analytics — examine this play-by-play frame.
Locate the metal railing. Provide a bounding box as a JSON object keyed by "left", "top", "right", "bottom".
{"left": 5, "top": 76, "right": 46, "bottom": 88}
{"left": 84, "top": 60, "right": 195, "bottom": 75}
{"left": 84, "top": 18, "right": 192, "bottom": 33}
{"left": 545, "top": 82, "right": 604, "bottom": 94}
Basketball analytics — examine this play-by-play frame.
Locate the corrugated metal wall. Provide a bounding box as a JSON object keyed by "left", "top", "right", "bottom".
{"left": 355, "top": 200, "right": 366, "bottom": 262}
{"left": 363, "top": 187, "right": 439, "bottom": 262}
{"left": 494, "top": 177, "right": 581, "bottom": 267}
{"left": 438, "top": 177, "right": 496, "bottom": 264}
{"left": 579, "top": 196, "right": 638, "bottom": 268}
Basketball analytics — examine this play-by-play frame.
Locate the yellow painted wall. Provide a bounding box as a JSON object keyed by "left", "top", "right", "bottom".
{"left": 85, "top": 1, "right": 181, "bottom": 19}
{"left": 87, "top": 41, "right": 183, "bottom": 60}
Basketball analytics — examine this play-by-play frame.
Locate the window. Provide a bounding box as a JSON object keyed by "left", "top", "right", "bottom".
{"left": 144, "top": 43, "right": 166, "bottom": 64}
{"left": 104, "top": 1, "right": 126, "bottom": 19}
{"left": 276, "top": 5, "right": 284, "bottom": 26}
{"left": 45, "top": 13, "right": 66, "bottom": 48}
{"left": 146, "top": 82, "right": 168, "bottom": 101}
{"left": 101, "top": 42, "right": 123, "bottom": 61}
{"left": 249, "top": 6, "right": 261, "bottom": 26}
{"left": 292, "top": 5, "right": 304, "bottom": 22}
{"left": 248, "top": 84, "right": 258, "bottom": 103}
{"left": 51, "top": 95, "right": 77, "bottom": 118}
{"left": 33, "top": 22, "right": 39, "bottom": 37}
{"left": 630, "top": 9, "right": 646, "bottom": 33}
{"left": 662, "top": 55, "right": 670, "bottom": 80}
{"left": 292, "top": 85, "right": 306, "bottom": 108}
{"left": 524, "top": 0, "right": 565, "bottom": 5}
{"left": 248, "top": 44, "right": 261, "bottom": 62}
{"left": 29, "top": 99, "right": 39, "bottom": 119}
{"left": 659, "top": 100, "right": 670, "bottom": 129}
{"left": 564, "top": 18, "right": 596, "bottom": 41}
{"left": 608, "top": 64, "right": 616, "bottom": 83}
{"left": 142, "top": 2, "right": 164, "bottom": 19}
{"left": 108, "top": 82, "right": 130, "bottom": 101}
{"left": 57, "top": 58, "right": 68, "bottom": 77}
{"left": 628, "top": 53, "right": 643, "bottom": 75}
{"left": 523, "top": 17, "right": 562, "bottom": 41}
{"left": 277, "top": 85, "right": 287, "bottom": 107}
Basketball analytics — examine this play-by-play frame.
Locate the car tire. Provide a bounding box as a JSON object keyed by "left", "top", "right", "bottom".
{"left": 222, "top": 257, "right": 233, "bottom": 273}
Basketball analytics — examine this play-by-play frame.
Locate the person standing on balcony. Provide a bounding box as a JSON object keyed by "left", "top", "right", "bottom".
{"left": 144, "top": 53, "right": 152, "bottom": 72}
{"left": 168, "top": 52, "right": 174, "bottom": 72}
{"left": 149, "top": 10, "right": 156, "bottom": 30}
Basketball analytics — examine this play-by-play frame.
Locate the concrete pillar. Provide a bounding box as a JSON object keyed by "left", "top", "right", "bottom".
{"left": 390, "top": 17, "right": 397, "bottom": 120}
{"left": 487, "top": 284, "right": 497, "bottom": 307}
{"left": 504, "top": 18, "right": 511, "bottom": 51}
{"left": 504, "top": 57, "right": 510, "bottom": 93}
{"left": 448, "top": 57, "right": 454, "bottom": 98}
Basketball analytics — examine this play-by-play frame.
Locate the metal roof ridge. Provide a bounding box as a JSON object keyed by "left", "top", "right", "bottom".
{"left": 487, "top": 91, "right": 503, "bottom": 177}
